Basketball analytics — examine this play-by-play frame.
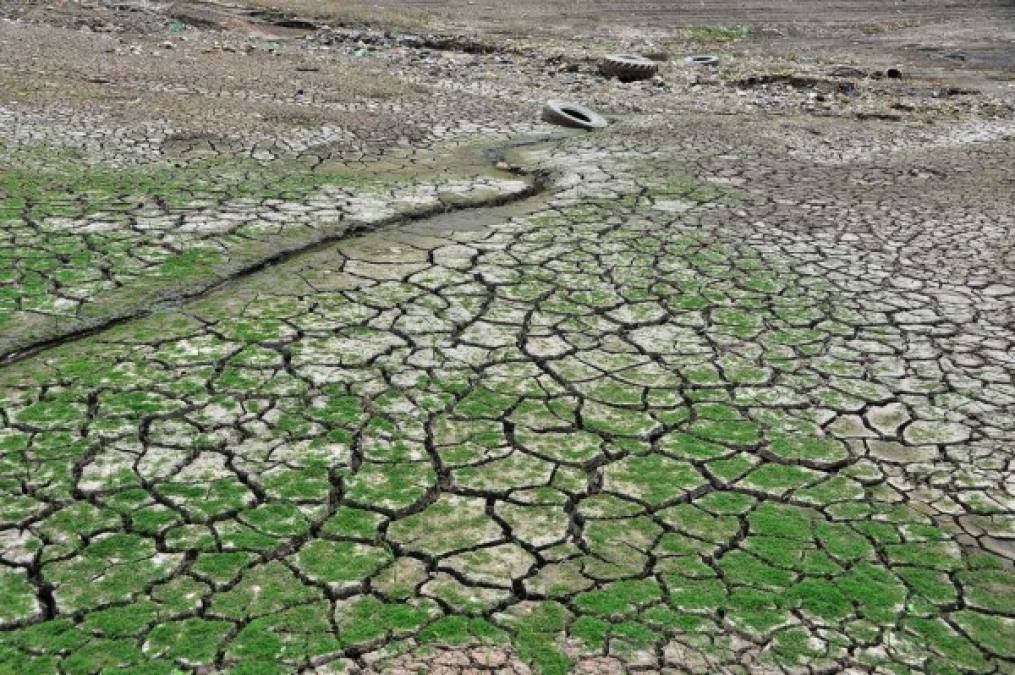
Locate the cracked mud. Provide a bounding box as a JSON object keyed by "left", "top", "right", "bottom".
{"left": 0, "top": 1, "right": 1013, "bottom": 674}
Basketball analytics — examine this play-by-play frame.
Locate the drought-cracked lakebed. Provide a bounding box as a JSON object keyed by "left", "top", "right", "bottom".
{"left": 0, "top": 1, "right": 1013, "bottom": 673}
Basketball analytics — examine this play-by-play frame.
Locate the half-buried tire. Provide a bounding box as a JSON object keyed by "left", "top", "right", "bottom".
{"left": 599, "top": 54, "right": 659, "bottom": 81}
{"left": 685, "top": 54, "right": 719, "bottom": 66}
{"left": 541, "top": 100, "right": 608, "bottom": 131}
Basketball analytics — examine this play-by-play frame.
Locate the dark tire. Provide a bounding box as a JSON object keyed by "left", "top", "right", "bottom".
{"left": 541, "top": 100, "right": 608, "bottom": 131}
{"left": 599, "top": 54, "right": 659, "bottom": 81}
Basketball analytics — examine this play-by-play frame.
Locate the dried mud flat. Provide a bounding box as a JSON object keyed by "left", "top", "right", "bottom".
{"left": 0, "top": 1, "right": 1013, "bottom": 674}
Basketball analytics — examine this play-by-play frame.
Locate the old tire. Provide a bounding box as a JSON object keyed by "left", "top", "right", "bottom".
{"left": 599, "top": 54, "right": 659, "bottom": 81}
{"left": 686, "top": 54, "right": 719, "bottom": 66}
{"left": 541, "top": 100, "right": 608, "bottom": 131}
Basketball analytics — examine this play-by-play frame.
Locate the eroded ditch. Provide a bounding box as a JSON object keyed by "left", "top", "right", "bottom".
{"left": 0, "top": 133, "right": 568, "bottom": 365}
